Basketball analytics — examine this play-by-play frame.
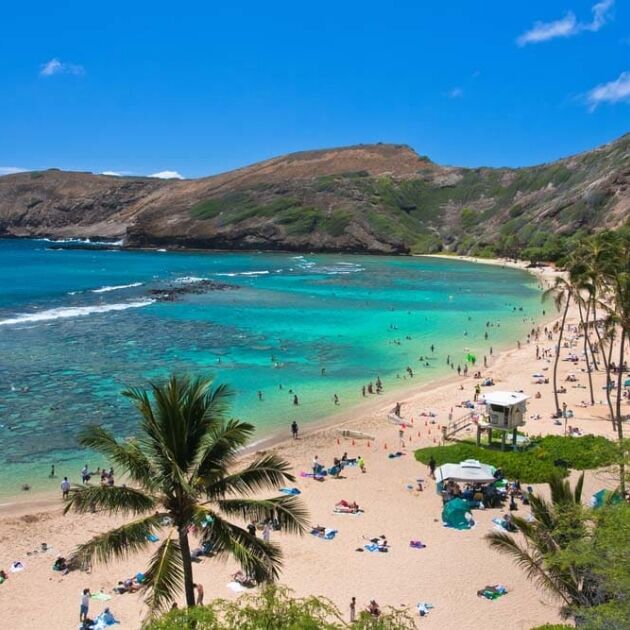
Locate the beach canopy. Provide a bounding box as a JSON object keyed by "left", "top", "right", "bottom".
{"left": 624, "top": 379, "right": 630, "bottom": 388}
{"left": 435, "top": 459, "right": 496, "bottom": 484}
{"left": 442, "top": 497, "right": 473, "bottom": 530}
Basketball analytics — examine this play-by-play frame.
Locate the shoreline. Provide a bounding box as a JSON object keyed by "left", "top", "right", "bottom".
{"left": 0, "top": 254, "right": 556, "bottom": 516}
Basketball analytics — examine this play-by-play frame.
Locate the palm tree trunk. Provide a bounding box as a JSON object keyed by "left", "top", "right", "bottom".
{"left": 553, "top": 297, "right": 571, "bottom": 416}
{"left": 178, "top": 528, "right": 196, "bottom": 607}
{"left": 588, "top": 298, "right": 599, "bottom": 371}
{"left": 578, "top": 300, "right": 595, "bottom": 405}
{"left": 615, "top": 328, "right": 626, "bottom": 495}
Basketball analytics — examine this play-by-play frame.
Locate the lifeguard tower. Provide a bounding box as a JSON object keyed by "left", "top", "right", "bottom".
{"left": 477, "top": 391, "right": 528, "bottom": 450}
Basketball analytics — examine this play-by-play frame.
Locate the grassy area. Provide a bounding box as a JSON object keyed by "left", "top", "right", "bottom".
{"left": 414, "top": 435, "right": 619, "bottom": 484}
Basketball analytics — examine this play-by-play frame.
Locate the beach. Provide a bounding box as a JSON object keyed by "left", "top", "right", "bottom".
{"left": 0, "top": 257, "right": 622, "bottom": 630}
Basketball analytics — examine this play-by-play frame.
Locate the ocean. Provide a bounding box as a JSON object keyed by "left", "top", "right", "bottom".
{"left": 0, "top": 239, "right": 544, "bottom": 495}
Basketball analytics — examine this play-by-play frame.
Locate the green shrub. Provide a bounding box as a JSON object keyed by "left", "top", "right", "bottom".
{"left": 414, "top": 436, "right": 618, "bottom": 484}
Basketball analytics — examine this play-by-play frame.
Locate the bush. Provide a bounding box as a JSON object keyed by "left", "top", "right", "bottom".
{"left": 414, "top": 436, "right": 619, "bottom": 484}
{"left": 146, "top": 585, "right": 417, "bottom": 629}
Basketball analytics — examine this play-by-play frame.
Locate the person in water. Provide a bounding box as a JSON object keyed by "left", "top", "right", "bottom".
{"left": 291, "top": 420, "right": 299, "bottom": 439}
{"left": 293, "top": 394, "right": 299, "bottom": 406}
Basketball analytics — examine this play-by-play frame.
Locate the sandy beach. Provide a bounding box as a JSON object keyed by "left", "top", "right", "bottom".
{"left": 0, "top": 256, "right": 622, "bottom": 630}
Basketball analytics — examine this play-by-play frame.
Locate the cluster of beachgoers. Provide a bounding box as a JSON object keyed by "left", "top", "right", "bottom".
{"left": 0, "top": 257, "right": 625, "bottom": 629}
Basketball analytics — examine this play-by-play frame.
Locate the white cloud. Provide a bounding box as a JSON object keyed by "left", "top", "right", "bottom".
{"left": 586, "top": 71, "right": 630, "bottom": 110}
{"left": 101, "top": 171, "right": 123, "bottom": 176}
{"left": 40, "top": 58, "right": 85, "bottom": 77}
{"left": 149, "top": 170, "right": 184, "bottom": 180}
{"left": 448, "top": 87, "right": 464, "bottom": 99}
{"left": 517, "top": 0, "right": 614, "bottom": 46}
{"left": 0, "top": 166, "right": 27, "bottom": 176}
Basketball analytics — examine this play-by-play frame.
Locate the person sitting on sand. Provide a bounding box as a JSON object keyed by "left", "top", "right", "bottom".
{"left": 53, "top": 556, "right": 69, "bottom": 574}
{"left": 367, "top": 600, "right": 381, "bottom": 617}
{"left": 232, "top": 570, "right": 256, "bottom": 587}
{"left": 335, "top": 500, "right": 360, "bottom": 513}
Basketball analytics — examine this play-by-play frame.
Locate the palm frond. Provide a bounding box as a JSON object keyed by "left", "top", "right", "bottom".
{"left": 78, "top": 425, "right": 158, "bottom": 489}
{"left": 202, "top": 513, "right": 283, "bottom": 583}
{"left": 70, "top": 512, "right": 164, "bottom": 567}
{"left": 201, "top": 453, "right": 296, "bottom": 499}
{"left": 193, "top": 419, "right": 256, "bottom": 483}
{"left": 142, "top": 532, "right": 184, "bottom": 616}
{"left": 485, "top": 532, "right": 571, "bottom": 604}
{"left": 216, "top": 496, "right": 309, "bottom": 535}
{"left": 63, "top": 484, "right": 157, "bottom": 516}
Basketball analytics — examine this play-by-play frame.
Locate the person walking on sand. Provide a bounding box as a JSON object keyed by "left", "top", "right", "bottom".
{"left": 291, "top": 420, "right": 299, "bottom": 439}
{"left": 61, "top": 476, "right": 71, "bottom": 499}
{"left": 193, "top": 583, "right": 204, "bottom": 606}
{"left": 80, "top": 588, "right": 91, "bottom": 622}
{"left": 428, "top": 456, "right": 436, "bottom": 479}
{"left": 81, "top": 464, "right": 89, "bottom": 485}
{"left": 262, "top": 522, "right": 271, "bottom": 542}
{"left": 358, "top": 456, "right": 366, "bottom": 474}
{"left": 350, "top": 596, "right": 356, "bottom": 623}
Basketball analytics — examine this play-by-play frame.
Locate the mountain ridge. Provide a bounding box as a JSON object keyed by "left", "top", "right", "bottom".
{"left": 1, "top": 135, "right": 628, "bottom": 258}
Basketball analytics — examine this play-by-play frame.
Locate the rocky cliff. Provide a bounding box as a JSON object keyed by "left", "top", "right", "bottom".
{"left": 1, "top": 136, "right": 628, "bottom": 256}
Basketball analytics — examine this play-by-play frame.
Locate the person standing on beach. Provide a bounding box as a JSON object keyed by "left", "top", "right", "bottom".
{"left": 357, "top": 456, "right": 366, "bottom": 474}
{"left": 350, "top": 596, "right": 356, "bottom": 623}
{"left": 49, "top": 464, "right": 55, "bottom": 478}
{"left": 61, "top": 476, "right": 71, "bottom": 499}
{"left": 81, "top": 464, "right": 89, "bottom": 485}
{"left": 291, "top": 420, "right": 299, "bottom": 439}
{"left": 193, "top": 583, "right": 204, "bottom": 606}
{"left": 428, "top": 456, "right": 436, "bottom": 479}
{"left": 247, "top": 521, "right": 257, "bottom": 537}
{"left": 80, "top": 588, "right": 90, "bottom": 622}
{"left": 262, "top": 522, "right": 271, "bottom": 542}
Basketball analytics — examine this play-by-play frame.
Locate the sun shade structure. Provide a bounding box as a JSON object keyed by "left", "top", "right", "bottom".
{"left": 435, "top": 459, "right": 496, "bottom": 484}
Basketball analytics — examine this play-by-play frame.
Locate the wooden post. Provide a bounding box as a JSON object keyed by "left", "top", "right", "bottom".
{"left": 501, "top": 431, "right": 506, "bottom": 451}
{"left": 476, "top": 425, "right": 481, "bottom": 447}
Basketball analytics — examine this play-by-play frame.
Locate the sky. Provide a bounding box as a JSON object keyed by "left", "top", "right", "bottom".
{"left": 0, "top": 0, "right": 628, "bottom": 179}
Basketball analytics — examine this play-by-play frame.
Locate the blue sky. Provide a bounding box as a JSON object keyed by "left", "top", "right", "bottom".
{"left": 0, "top": 0, "right": 628, "bottom": 178}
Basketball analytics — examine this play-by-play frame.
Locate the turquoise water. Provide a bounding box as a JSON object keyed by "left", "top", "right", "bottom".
{"left": 0, "top": 239, "right": 543, "bottom": 495}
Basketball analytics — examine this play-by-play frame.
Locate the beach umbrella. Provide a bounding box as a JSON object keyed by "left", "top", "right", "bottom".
{"left": 624, "top": 379, "right": 630, "bottom": 388}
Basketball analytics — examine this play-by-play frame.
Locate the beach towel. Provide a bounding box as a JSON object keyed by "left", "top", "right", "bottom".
{"left": 9, "top": 561, "right": 24, "bottom": 572}
{"left": 492, "top": 517, "right": 509, "bottom": 533}
{"left": 409, "top": 540, "right": 426, "bottom": 549}
{"left": 363, "top": 543, "right": 388, "bottom": 552}
{"left": 416, "top": 602, "right": 434, "bottom": 616}
{"left": 92, "top": 609, "right": 120, "bottom": 629}
{"left": 477, "top": 585, "right": 508, "bottom": 600}
{"left": 135, "top": 572, "right": 147, "bottom": 584}
{"left": 278, "top": 487, "right": 301, "bottom": 495}
{"left": 333, "top": 507, "right": 362, "bottom": 515}
{"left": 91, "top": 592, "right": 112, "bottom": 601}
{"left": 311, "top": 528, "right": 337, "bottom": 540}
{"left": 227, "top": 581, "right": 247, "bottom": 593}
{"left": 146, "top": 533, "right": 159, "bottom": 542}
{"left": 388, "top": 451, "right": 405, "bottom": 459}
{"left": 300, "top": 471, "right": 325, "bottom": 480}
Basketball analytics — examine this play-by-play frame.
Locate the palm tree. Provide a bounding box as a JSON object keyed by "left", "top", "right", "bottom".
{"left": 64, "top": 374, "right": 309, "bottom": 615}
{"left": 486, "top": 474, "right": 595, "bottom": 617}
{"left": 544, "top": 276, "right": 572, "bottom": 417}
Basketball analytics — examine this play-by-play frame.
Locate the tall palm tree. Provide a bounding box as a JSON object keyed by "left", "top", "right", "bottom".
{"left": 64, "top": 374, "right": 309, "bottom": 615}
{"left": 544, "top": 276, "right": 572, "bottom": 417}
{"left": 486, "top": 474, "right": 594, "bottom": 617}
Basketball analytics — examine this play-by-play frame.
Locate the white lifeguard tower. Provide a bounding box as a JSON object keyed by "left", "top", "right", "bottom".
{"left": 477, "top": 391, "right": 529, "bottom": 450}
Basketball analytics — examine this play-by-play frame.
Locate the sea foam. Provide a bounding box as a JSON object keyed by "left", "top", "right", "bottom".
{"left": 91, "top": 282, "right": 143, "bottom": 293}
{"left": 0, "top": 300, "right": 154, "bottom": 327}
